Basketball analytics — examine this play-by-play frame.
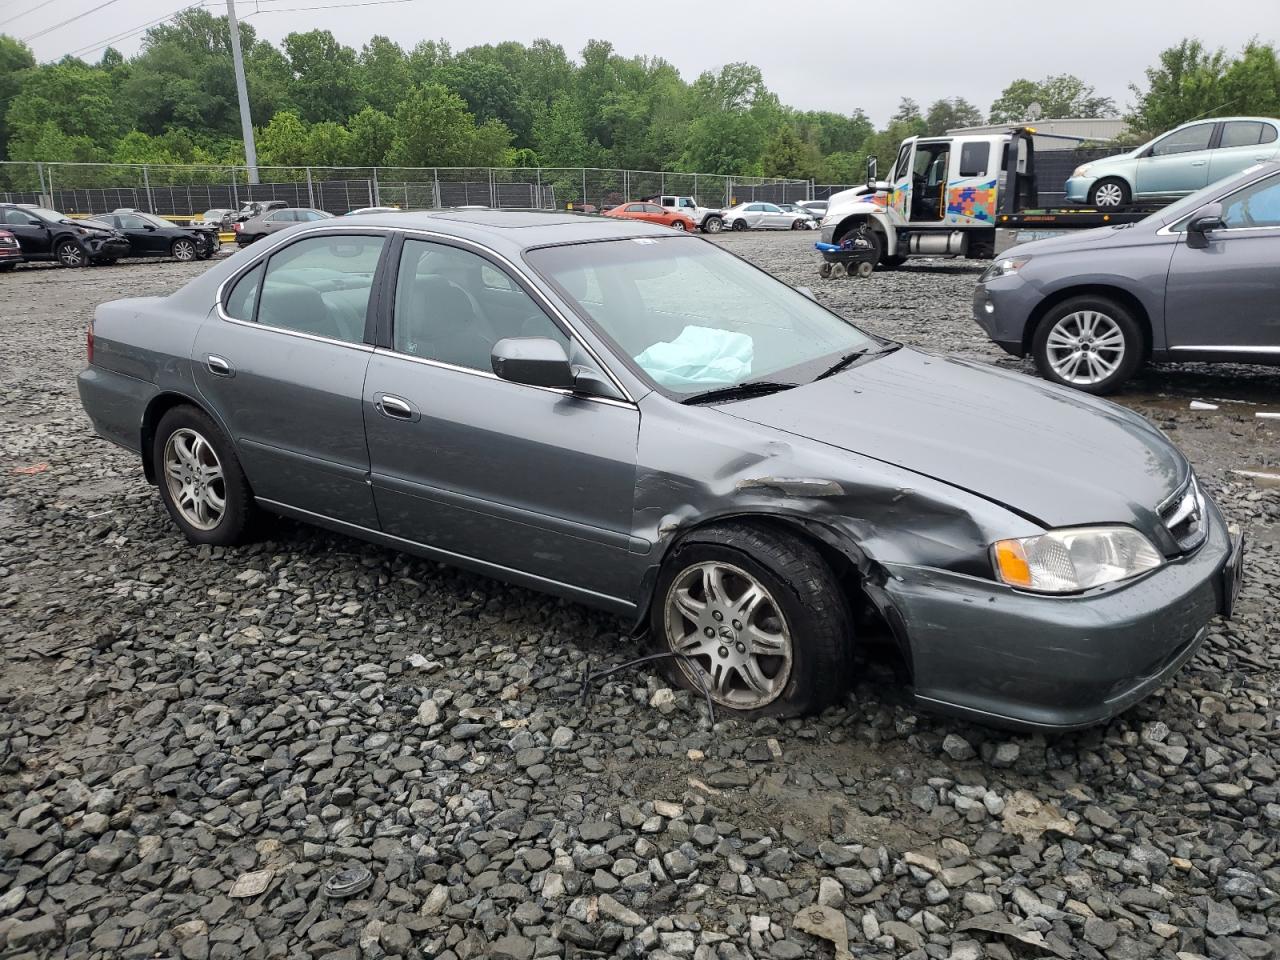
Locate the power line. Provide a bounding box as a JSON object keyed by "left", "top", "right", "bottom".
{"left": 241, "top": 0, "right": 416, "bottom": 13}
{"left": 0, "top": 1, "right": 47, "bottom": 31}
{"left": 64, "top": 3, "right": 207, "bottom": 60}
{"left": 21, "top": 0, "right": 129, "bottom": 43}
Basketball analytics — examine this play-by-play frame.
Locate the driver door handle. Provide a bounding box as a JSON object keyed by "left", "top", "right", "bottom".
{"left": 375, "top": 394, "right": 419, "bottom": 421}
{"left": 206, "top": 354, "right": 234, "bottom": 377}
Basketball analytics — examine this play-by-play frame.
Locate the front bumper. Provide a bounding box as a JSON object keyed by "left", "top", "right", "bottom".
{"left": 820, "top": 223, "right": 837, "bottom": 244}
{"left": 87, "top": 237, "right": 131, "bottom": 259}
{"left": 971, "top": 280, "right": 1030, "bottom": 357}
{"left": 1064, "top": 176, "right": 1093, "bottom": 204}
{"left": 882, "top": 496, "right": 1234, "bottom": 730}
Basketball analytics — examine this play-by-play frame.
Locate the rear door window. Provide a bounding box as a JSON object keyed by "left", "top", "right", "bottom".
{"left": 1221, "top": 121, "right": 1265, "bottom": 148}
{"left": 254, "top": 234, "right": 386, "bottom": 343}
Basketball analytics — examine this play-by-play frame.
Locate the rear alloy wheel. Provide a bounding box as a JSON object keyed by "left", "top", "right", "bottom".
{"left": 1033, "top": 296, "right": 1143, "bottom": 394}
{"left": 703, "top": 215, "right": 723, "bottom": 233}
{"left": 1088, "top": 178, "right": 1130, "bottom": 209}
{"left": 731, "top": 219, "right": 747, "bottom": 231}
{"left": 171, "top": 238, "right": 198, "bottom": 262}
{"left": 55, "top": 241, "right": 86, "bottom": 268}
{"left": 651, "top": 523, "right": 850, "bottom": 717}
{"left": 154, "top": 406, "right": 256, "bottom": 546}
{"left": 671, "top": 219, "right": 687, "bottom": 231}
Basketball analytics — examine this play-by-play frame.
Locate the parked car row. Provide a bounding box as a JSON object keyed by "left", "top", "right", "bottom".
{"left": 0, "top": 203, "right": 218, "bottom": 269}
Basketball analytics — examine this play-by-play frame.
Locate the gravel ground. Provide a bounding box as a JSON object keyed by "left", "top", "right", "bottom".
{"left": 1, "top": 238, "right": 1277, "bottom": 960}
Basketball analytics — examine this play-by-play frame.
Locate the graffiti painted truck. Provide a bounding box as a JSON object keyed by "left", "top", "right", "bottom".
{"left": 819, "top": 127, "right": 1158, "bottom": 267}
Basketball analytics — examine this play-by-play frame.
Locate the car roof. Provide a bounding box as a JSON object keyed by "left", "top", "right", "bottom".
{"left": 333, "top": 208, "right": 677, "bottom": 251}
{"left": 1172, "top": 116, "right": 1280, "bottom": 128}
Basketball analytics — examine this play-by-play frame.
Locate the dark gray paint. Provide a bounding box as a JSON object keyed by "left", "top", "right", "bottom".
{"left": 977, "top": 161, "right": 1280, "bottom": 364}
{"left": 78, "top": 209, "right": 1234, "bottom": 730}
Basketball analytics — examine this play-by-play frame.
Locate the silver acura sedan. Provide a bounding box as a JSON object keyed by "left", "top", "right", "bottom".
{"left": 77, "top": 211, "right": 1243, "bottom": 728}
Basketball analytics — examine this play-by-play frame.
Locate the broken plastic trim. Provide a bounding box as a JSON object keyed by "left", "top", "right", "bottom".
{"left": 734, "top": 476, "right": 844, "bottom": 497}
{"left": 570, "top": 651, "right": 716, "bottom": 726}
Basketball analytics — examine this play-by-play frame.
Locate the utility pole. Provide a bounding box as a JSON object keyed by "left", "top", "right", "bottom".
{"left": 226, "top": 0, "right": 259, "bottom": 184}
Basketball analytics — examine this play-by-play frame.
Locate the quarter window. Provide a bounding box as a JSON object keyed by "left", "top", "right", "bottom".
{"left": 1150, "top": 123, "right": 1213, "bottom": 157}
{"left": 1221, "top": 173, "right": 1280, "bottom": 229}
{"left": 254, "top": 234, "right": 385, "bottom": 342}
{"left": 625, "top": 204, "right": 645, "bottom": 213}
{"left": 392, "top": 239, "right": 567, "bottom": 372}
{"left": 224, "top": 263, "right": 264, "bottom": 321}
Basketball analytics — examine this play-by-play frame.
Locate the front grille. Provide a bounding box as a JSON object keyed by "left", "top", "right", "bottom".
{"left": 1159, "top": 475, "right": 1207, "bottom": 553}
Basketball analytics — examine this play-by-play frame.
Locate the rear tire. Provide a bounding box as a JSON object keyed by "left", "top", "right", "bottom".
{"left": 0, "top": 263, "right": 17, "bottom": 272}
{"left": 153, "top": 405, "right": 256, "bottom": 546}
{"left": 650, "top": 523, "right": 851, "bottom": 718}
{"left": 1088, "top": 178, "right": 1131, "bottom": 209}
{"left": 1032, "top": 295, "right": 1144, "bottom": 395}
{"left": 671, "top": 220, "right": 687, "bottom": 231}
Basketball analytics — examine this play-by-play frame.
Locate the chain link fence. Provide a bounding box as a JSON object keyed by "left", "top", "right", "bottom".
{"left": 0, "top": 162, "right": 810, "bottom": 218}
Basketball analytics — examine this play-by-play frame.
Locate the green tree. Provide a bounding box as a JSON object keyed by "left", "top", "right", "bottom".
{"left": 760, "top": 125, "right": 821, "bottom": 179}
{"left": 346, "top": 106, "right": 395, "bottom": 166}
{"left": 531, "top": 98, "right": 597, "bottom": 166}
{"left": 7, "top": 60, "right": 124, "bottom": 161}
{"left": 924, "top": 97, "right": 984, "bottom": 135}
{"left": 386, "top": 83, "right": 510, "bottom": 167}
{"left": 0, "top": 35, "right": 35, "bottom": 161}
{"left": 307, "top": 121, "right": 355, "bottom": 166}
{"left": 1128, "top": 39, "right": 1280, "bottom": 137}
{"left": 283, "top": 30, "right": 363, "bottom": 124}
{"left": 989, "top": 74, "right": 1116, "bottom": 123}
{"left": 255, "top": 110, "right": 311, "bottom": 168}
{"left": 357, "top": 36, "right": 410, "bottom": 115}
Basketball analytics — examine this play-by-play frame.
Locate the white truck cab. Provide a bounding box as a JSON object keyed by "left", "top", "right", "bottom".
{"left": 821, "top": 133, "right": 1008, "bottom": 263}
{"left": 655, "top": 196, "right": 725, "bottom": 233}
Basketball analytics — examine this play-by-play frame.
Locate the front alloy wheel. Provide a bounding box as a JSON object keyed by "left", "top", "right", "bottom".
{"left": 671, "top": 219, "right": 687, "bottom": 231}
{"left": 651, "top": 523, "right": 850, "bottom": 717}
{"left": 1089, "top": 178, "right": 1130, "bottom": 208}
{"left": 703, "top": 216, "right": 723, "bottom": 233}
{"left": 664, "top": 560, "right": 792, "bottom": 709}
{"left": 1033, "top": 296, "right": 1142, "bottom": 394}
{"left": 172, "top": 238, "right": 197, "bottom": 262}
{"left": 56, "top": 241, "right": 86, "bottom": 267}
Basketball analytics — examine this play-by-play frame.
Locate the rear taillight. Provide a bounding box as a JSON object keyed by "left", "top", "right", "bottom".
{"left": 233, "top": 222, "right": 241, "bottom": 232}
{"left": 86, "top": 322, "right": 94, "bottom": 365}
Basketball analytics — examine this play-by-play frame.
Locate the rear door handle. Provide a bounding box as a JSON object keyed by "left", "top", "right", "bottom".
{"left": 1190, "top": 160, "right": 1207, "bottom": 166}
{"left": 206, "top": 354, "right": 234, "bottom": 377}
{"left": 375, "top": 394, "right": 419, "bottom": 421}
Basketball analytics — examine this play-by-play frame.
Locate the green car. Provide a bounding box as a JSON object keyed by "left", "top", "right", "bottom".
{"left": 1066, "top": 117, "right": 1280, "bottom": 208}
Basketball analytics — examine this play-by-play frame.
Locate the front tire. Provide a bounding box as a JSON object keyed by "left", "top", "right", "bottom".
{"left": 1088, "top": 178, "right": 1130, "bottom": 209}
{"left": 790, "top": 219, "right": 805, "bottom": 230}
{"left": 731, "top": 219, "right": 747, "bottom": 231}
{"left": 55, "top": 241, "right": 86, "bottom": 268}
{"left": 702, "top": 215, "right": 723, "bottom": 234}
{"left": 1032, "top": 296, "right": 1143, "bottom": 395}
{"left": 172, "top": 238, "right": 198, "bottom": 262}
{"left": 651, "top": 523, "right": 851, "bottom": 718}
{"left": 154, "top": 406, "right": 256, "bottom": 546}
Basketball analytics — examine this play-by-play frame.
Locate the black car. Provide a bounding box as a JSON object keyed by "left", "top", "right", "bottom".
{"left": 96, "top": 210, "right": 217, "bottom": 262}
{"left": 0, "top": 204, "right": 130, "bottom": 268}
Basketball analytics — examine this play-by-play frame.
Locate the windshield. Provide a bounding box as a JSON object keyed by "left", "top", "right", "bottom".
{"left": 28, "top": 207, "right": 66, "bottom": 222}
{"left": 525, "top": 236, "right": 876, "bottom": 395}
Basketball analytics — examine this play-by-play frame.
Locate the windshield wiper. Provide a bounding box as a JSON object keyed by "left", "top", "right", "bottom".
{"left": 813, "top": 343, "right": 899, "bottom": 381}
{"left": 681, "top": 380, "right": 797, "bottom": 405}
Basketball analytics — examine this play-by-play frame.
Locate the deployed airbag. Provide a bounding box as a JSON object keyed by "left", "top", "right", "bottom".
{"left": 634, "top": 325, "right": 753, "bottom": 388}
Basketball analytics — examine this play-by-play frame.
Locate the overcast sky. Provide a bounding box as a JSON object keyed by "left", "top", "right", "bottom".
{"left": 12, "top": 0, "right": 1277, "bottom": 124}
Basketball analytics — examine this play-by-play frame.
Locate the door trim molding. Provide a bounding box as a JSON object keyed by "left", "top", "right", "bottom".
{"left": 1168, "top": 344, "right": 1280, "bottom": 354}
{"left": 255, "top": 496, "right": 638, "bottom": 615}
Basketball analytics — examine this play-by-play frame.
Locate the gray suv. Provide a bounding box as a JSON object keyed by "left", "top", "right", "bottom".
{"left": 975, "top": 161, "right": 1280, "bottom": 393}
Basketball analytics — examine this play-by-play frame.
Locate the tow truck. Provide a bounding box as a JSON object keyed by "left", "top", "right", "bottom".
{"left": 820, "top": 127, "right": 1163, "bottom": 265}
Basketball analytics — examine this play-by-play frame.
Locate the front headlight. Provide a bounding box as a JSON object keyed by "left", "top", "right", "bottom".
{"left": 1071, "top": 164, "right": 1093, "bottom": 179}
{"left": 991, "top": 525, "right": 1163, "bottom": 593}
{"left": 979, "top": 255, "right": 1031, "bottom": 283}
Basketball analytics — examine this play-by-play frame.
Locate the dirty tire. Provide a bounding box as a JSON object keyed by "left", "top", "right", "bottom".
{"left": 880, "top": 253, "right": 908, "bottom": 268}
{"left": 650, "top": 522, "right": 851, "bottom": 719}
{"left": 818, "top": 261, "right": 834, "bottom": 279}
{"left": 55, "top": 241, "right": 86, "bottom": 267}
{"left": 153, "top": 405, "right": 257, "bottom": 547}
{"left": 671, "top": 220, "right": 687, "bottom": 231}
{"left": 702, "top": 215, "right": 723, "bottom": 233}
{"left": 855, "top": 261, "right": 874, "bottom": 278}
{"left": 1032, "top": 295, "right": 1144, "bottom": 395}
{"left": 791, "top": 219, "right": 805, "bottom": 230}
{"left": 731, "top": 219, "right": 747, "bottom": 231}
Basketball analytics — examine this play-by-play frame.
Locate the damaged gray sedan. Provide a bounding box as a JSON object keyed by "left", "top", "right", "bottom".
{"left": 77, "top": 211, "right": 1244, "bottom": 730}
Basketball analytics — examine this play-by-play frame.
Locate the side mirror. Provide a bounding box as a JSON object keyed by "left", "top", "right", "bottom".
{"left": 144, "top": 224, "right": 157, "bottom": 231}
{"left": 491, "top": 337, "right": 576, "bottom": 389}
{"left": 1186, "top": 202, "right": 1224, "bottom": 249}
{"left": 866, "top": 156, "right": 878, "bottom": 191}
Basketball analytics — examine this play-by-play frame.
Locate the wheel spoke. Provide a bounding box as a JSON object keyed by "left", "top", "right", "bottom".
{"left": 1046, "top": 330, "right": 1076, "bottom": 349}
{"left": 735, "top": 658, "right": 771, "bottom": 695}
{"left": 743, "top": 623, "right": 786, "bottom": 655}
{"left": 732, "top": 583, "right": 764, "bottom": 620}
{"left": 674, "top": 631, "right": 712, "bottom": 657}
{"left": 702, "top": 565, "right": 727, "bottom": 605}
{"left": 672, "top": 586, "right": 705, "bottom": 623}
{"left": 204, "top": 485, "right": 226, "bottom": 515}
{"left": 709, "top": 661, "right": 733, "bottom": 697}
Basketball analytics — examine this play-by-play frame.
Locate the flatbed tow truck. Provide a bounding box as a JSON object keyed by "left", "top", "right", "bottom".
{"left": 819, "top": 127, "right": 1167, "bottom": 265}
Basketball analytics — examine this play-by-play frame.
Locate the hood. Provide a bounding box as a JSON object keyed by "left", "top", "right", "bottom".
{"left": 722, "top": 348, "right": 1187, "bottom": 529}
{"left": 1001, "top": 221, "right": 1155, "bottom": 258}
